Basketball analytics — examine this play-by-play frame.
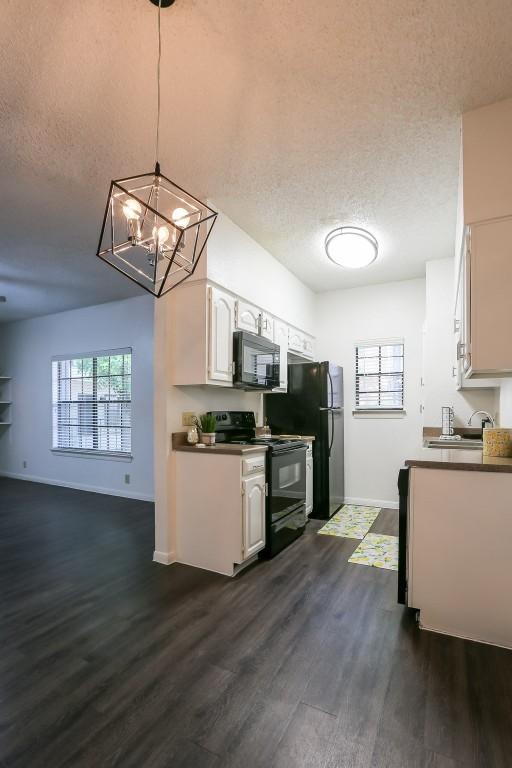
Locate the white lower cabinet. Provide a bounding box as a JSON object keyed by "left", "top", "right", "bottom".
{"left": 174, "top": 449, "right": 267, "bottom": 576}
{"left": 305, "top": 441, "right": 313, "bottom": 517}
{"left": 242, "top": 474, "right": 266, "bottom": 558}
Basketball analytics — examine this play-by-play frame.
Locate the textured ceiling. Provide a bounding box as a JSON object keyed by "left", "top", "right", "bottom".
{"left": 1, "top": 0, "right": 512, "bottom": 321}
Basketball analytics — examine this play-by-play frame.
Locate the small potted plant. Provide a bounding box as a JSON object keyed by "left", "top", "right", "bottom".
{"left": 195, "top": 413, "right": 217, "bottom": 446}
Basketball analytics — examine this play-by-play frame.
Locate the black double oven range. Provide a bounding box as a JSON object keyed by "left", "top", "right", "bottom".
{"left": 210, "top": 411, "right": 307, "bottom": 557}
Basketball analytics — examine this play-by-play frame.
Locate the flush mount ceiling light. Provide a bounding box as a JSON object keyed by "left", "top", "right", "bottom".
{"left": 325, "top": 226, "right": 378, "bottom": 269}
{"left": 96, "top": 0, "right": 217, "bottom": 297}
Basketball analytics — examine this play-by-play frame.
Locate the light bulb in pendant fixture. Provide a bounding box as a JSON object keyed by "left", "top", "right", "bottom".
{"left": 172, "top": 207, "right": 190, "bottom": 228}
{"left": 123, "top": 198, "right": 142, "bottom": 244}
{"left": 153, "top": 225, "right": 170, "bottom": 250}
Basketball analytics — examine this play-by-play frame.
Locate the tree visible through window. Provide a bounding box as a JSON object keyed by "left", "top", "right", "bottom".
{"left": 52, "top": 349, "right": 132, "bottom": 454}
{"left": 355, "top": 342, "right": 404, "bottom": 410}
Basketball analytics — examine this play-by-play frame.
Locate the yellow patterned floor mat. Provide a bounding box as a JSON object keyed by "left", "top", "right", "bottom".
{"left": 317, "top": 505, "right": 381, "bottom": 540}
{"left": 348, "top": 533, "right": 399, "bottom": 571}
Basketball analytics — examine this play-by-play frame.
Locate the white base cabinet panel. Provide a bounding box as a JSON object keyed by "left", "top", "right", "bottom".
{"left": 242, "top": 474, "right": 266, "bottom": 557}
{"left": 305, "top": 440, "right": 313, "bottom": 517}
{"left": 174, "top": 450, "right": 267, "bottom": 576}
{"left": 408, "top": 467, "right": 512, "bottom": 649}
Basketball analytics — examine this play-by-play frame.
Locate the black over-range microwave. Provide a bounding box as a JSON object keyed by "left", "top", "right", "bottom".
{"left": 233, "top": 330, "right": 280, "bottom": 390}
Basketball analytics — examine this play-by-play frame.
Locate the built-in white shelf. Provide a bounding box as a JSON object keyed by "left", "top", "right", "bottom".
{"left": 0, "top": 378, "right": 12, "bottom": 430}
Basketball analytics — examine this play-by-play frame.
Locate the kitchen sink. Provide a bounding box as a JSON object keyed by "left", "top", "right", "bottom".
{"left": 425, "top": 437, "right": 483, "bottom": 450}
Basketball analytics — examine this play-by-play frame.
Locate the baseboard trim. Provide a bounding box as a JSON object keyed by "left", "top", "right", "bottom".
{"left": 153, "top": 550, "right": 176, "bottom": 565}
{"left": 344, "top": 496, "right": 399, "bottom": 510}
{"left": 0, "top": 471, "right": 154, "bottom": 502}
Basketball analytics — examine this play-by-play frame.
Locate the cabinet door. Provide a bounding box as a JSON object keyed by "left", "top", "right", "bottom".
{"left": 273, "top": 319, "right": 289, "bottom": 390}
{"left": 470, "top": 216, "right": 512, "bottom": 374}
{"left": 305, "top": 456, "right": 313, "bottom": 516}
{"left": 260, "top": 312, "right": 274, "bottom": 341}
{"left": 242, "top": 474, "right": 266, "bottom": 559}
{"left": 288, "top": 328, "right": 304, "bottom": 354}
{"left": 235, "top": 299, "right": 260, "bottom": 334}
{"left": 208, "top": 287, "right": 235, "bottom": 383}
{"left": 303, "top": 334, "right": 315, "bottom": 360}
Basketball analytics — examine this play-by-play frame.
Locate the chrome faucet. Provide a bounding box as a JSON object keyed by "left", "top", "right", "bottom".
{"left": 468, "top": 410, "right": 495, "bottom": 428}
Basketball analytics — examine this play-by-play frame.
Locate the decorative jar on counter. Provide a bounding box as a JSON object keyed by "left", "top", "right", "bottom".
{"left": 187, "top": 426, "right": 199, "bottom": 445}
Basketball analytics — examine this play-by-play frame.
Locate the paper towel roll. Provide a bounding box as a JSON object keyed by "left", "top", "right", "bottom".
{"left": 483, "top": 428, "right": 512, "bottom": 458}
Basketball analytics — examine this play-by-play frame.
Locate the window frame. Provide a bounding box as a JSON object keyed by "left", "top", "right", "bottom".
{"left": 354, "top": 339, "right": 405, "bottom": 414}
{"left": 51, "top": 347, "right": 133, "bottom": 459}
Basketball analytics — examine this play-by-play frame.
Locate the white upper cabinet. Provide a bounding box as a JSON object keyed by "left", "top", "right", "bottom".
{"left": 467, "top": 216, "right": 512, "bottom": 376}
{"left": 288, "top": 327, "right": 315, "bottom": 360}
{"left": 260, "top": 312, "right": 274, "bottom": 341}
{"left": 242, "top": 473, "right": 266, "bottom": 559}
{"left": 303, "top": 335, "right": 314, "bottom": 360}
{"left": 235, "top": 299, "right": 260, "bottom": 335}
{"left": 456, "top": 98, "right": 512, "bottom": 379}
{"left": 208, "top": 286, "right": 235, "bottom": 383}
{"left": 288, "top": 328, "right": 304, "bottom": 354}
{"left": 169, "top": 280, "right": 315, "bottom": 387}
{"left": 273, "top": 319, "right": 289, "bottom": 391}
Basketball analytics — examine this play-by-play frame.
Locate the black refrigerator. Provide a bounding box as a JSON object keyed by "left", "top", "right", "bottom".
{"left": 264, "top": 361, "right": 344, "bottom": 520}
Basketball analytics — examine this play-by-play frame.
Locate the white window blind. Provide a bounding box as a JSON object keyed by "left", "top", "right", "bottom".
{"left": 355, "top": 341, "right": 404, "bottom": 410}
{"left": 52, "top": 349, "right": 132, "bottom": 455}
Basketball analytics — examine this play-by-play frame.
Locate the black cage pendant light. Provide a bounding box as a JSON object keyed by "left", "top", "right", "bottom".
{"left": 96, "top": 0, "right": 217, "bottom": 297}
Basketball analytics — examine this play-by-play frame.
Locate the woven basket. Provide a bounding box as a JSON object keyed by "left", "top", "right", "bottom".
{"left": 483, "top": 428, "right": 512, "bottom": 458}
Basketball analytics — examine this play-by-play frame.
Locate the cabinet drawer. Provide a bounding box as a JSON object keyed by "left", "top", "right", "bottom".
{"left": 242, "top": 455, "right": 266, "bottom": 477}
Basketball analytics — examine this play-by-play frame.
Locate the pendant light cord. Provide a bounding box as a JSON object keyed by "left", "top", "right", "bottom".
{"left": 155, "top": 0, "right": 162, "bottom": 170}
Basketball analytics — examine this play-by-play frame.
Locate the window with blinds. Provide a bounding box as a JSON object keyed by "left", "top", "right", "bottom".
{"left": 52, "top": 349, "right": 132, "bottom": 455}
{"left": 355, "top": 341, "right": 404, "bottom": 410}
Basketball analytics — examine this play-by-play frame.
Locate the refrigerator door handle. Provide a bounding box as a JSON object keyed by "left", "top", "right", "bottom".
{"left": 328, "top": 410, "right": 334, "bottom": 457}
{"left": 327, "top": 369, "right": 334, "bottom": 409}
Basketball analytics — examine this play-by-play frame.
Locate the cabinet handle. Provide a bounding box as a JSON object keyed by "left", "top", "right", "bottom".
{"left": 456, "top": 341, "right": 466, "bottom": 360}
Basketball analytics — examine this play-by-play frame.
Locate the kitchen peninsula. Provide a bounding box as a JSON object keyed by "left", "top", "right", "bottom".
{"left": 399, "top": 450, "right": 512, "bottom": 649}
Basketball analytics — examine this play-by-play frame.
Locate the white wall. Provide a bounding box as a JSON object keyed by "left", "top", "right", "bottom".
{"left": 315, "top": 277, "right": 426, "bottom": 507}
{"left": 423, "top": 258, "right": 497, "bottom": 428}
{"left": 205, "top": 211, "right": 316, "bottom": 334}
{"left": 0, "top": 295, "right": 154, "bottom": 501}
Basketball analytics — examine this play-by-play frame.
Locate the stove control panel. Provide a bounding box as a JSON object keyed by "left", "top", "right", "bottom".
{"left": 209, "top": 411, "right": 256, "bottom": 431}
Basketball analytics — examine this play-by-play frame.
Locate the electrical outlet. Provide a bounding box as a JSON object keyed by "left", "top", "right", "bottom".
{"left": 23, "top": 460, "right": 27, "bottom": 469}
{"left": 182, "top": 411, "right": 196, "bottom": 427}
{"left": 124, "top": 473, "right": 130, "bottom": 484}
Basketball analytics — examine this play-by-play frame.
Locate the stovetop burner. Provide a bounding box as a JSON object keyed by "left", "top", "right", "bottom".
{"left": 228, "top": 437, "right": 305, "bottom": 452}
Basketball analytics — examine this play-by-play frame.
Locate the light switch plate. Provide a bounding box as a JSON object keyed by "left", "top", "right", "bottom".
{"left": 182, "top": 411, "right": 196, "bottom": 427}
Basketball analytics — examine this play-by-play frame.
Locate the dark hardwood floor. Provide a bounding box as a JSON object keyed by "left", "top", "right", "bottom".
{"left": 1, "top": 477, "right": 511, "bottom": 767}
